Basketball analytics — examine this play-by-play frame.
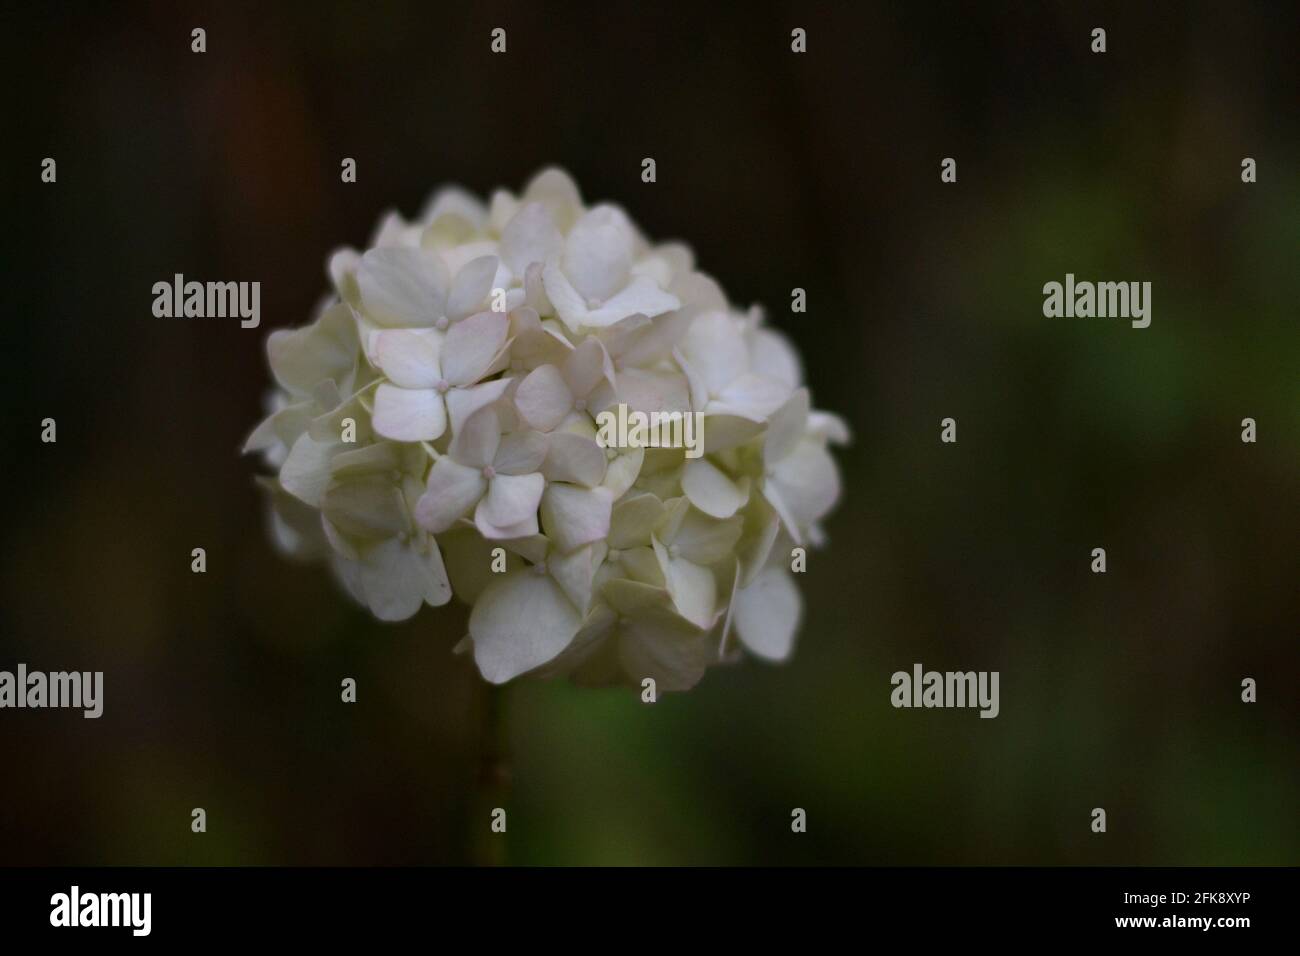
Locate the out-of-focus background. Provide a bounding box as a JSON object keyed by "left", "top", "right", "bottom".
{"left": 3, "top": 1, "right": 1297, "bottom": 865}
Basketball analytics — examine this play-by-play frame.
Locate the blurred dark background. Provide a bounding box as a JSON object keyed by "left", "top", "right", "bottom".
{"left": 3, "top": 1, "right": 1296, "bottom": 865}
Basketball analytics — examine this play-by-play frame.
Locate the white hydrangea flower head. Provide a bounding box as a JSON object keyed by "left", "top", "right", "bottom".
{"left": 247, "top": 168, "right": 847, "bottom": 692}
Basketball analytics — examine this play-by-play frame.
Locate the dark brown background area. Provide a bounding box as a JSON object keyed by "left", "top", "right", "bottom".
{"left": 2, "top": 0, "right": 1297, "bottom": 864}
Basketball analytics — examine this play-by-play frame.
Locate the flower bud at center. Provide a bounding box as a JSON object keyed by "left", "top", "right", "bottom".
{"left": 435, "top": 379, "right": 450, "bottom": 394}
{"left": 482, "top": 465, "right": 496, "bottom": 480}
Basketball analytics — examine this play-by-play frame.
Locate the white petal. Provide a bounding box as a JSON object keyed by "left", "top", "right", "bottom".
{"left": 765, "top": 388, "right": 811, "bottom": 463}
{"left": 332, "top": 554, "right": 366, "bottom": 604}
{"left": 681, "top": 311, "right": 749, "bottom": 391}
{"left": 634, "top": 454, "right": 689, "bottom": 501}
{"left": 446, "top": 255, "right": 499, "bottom": 320}
{"left": 672, "top": 270, "right": 727, "bottom": 317}
{"left": 328, "top": 441, "right": 403, "bottom": 479}
{"left": 584, "top": 277, "right": 680, "bottom": 327}
{"left": 612, "top": 368, "right": 691, "bottom": 415}
{"left": 700, "top": 413, "right": 766, "bottom": 454}
{"left": 474, "top": 510, "right": 540, "bottom": 541}
{"left": 500, "top": 202, "right": 563, "bottom": 278}
{"left": 267, "top": 303, "right": 359, "bottom": 396}
{"left": 437, "top": 240, "right": 498, "bottom": 282}
{"left": 771, "top": 442, "right": 841, "bottom": 529}
{"left": 715, "top": 373, "right": 791, "bottom": 421}
{"left": 321, "top": 476, "right": 410, "bottom": 540}
{"left": 448, "top": 405, "right": 501, "bottom": 469}
{"left": 373, "top": 329, "right": 443, "bottom": 388}
{"left": 675, "top": 348, "right": 710, "bottom": 412}
{"left": 493, "top": 430, "right": 549, "bottom": 475}
{"left": 419, "top": 537, "right": 454, "bottom": 607}
{"left": 263, "top": 478, "right": 329, "bottom": 558}
{"left": 305, "top": 384, "right": 353, "bottom": 443}
{"left": 510, "top": 307, "right": 571, "bottom": 370}
{"left": 608, "top": 493, "right": 665, "bottom": 549}
{"left": 681, "top": 458, "right": 749, "bottom": 519}
{"left": 620, "top": 611, "right": 712, "bottom": 692}
{"left": 517, "top": 265, "right": 548, "bottom": 319}
{"left": 808, "top": 410, "right": 851, "bottom": 445}
{"left": 470, "top": 572, "right": 582, "bottom": 683}
{"left": 561, "top": 337, "right": 609, "bottom": 398}
{"left": 618, "top": 309, "right": 691, "bottom": 366}
{"left": 719, "top": 558, "right": 740, "bottom": 648}
{"left": 415, "top": 458, "right": 486, "bottom": 533}
{"left": 420, "top": 187, "right": 486, "bottom": 244}
{"left": 521, "top": 167, "right": 584, "bottom": 231}
{"left": 441, "top": 310, "right": 508, "bottom": 386}
{"left": 498, "top": 534, "right": 550, "bottom": 566}
{"left": 244, "top": 401, "right": 306, "bottom": 458}
{"left": 280, "top": 434, "right": 341, "bottom": 507}
{"left": 487, "top": 189, "right": 520, "bottom": 234}
{"left": 541, "top": 263, "right": 591, "bottom": 332}
{"left": 358, "top": 537, "right": 450, "bottom": 622}
{"left": 541, "top": 484, "right": 613, "bottom": 553}
{"left": 734, "top": 567, "right": 802, "bottom": 661}
{"left": 357, "top": 247, "right": 448, "bottom": 327}
{"left": 329, "top": 248, "right": 362, "bottom": 307}
{"left": 655, "top": 496, "right": 690, "bottom": 541}
{"left": 603, "top": 577, "right": 672, "bottom": 616}
{"left": 372, "top": 384, "right": 446, "bottom": 442}
{"left": 323, "top": 518, "right": 360, "bottom": 560}
{"left": 748, "top": 328, "right": 802, "bottom": 388}
{"left": 631, "top": 251, "right": 674, "bottom": 288}
{"left": 478, "top": 472, "right": 545, "bottom": 529}
{"left": 543, "top": 605, "right": 618, "bottom": 681}
{"left": 502, "top": 286, "right": 527, "bottom": 312}
{"left": 514, "top": 364, "right": 573, "bottom": 431}
{"left": 370, "top": 209, "right": 414, "bottom": 247}
{"left": 358, "top": 544, "right": 424, "bottom": 621}
{"left": 601, "top": 445, "right": 644, "bottom": 499}
{"left": 549, "top": 545, "right": 599, "bottom": 613}
{"left": 653, "top": 539, "right": 717, "bottom": 630}
{"left": 618, "top": 546, "right": 664, "bottom": 586}
{"left": 445, "top": 377, "right": 512, "bottom": 438}
{"left": 563, "top": 205, "right": 634, "bottom": 301}
{"left": 737, "top": 501, "right": 781, "bottom": 587}
{"left": 542, "top": 432, "right": 607, "bottom": 486}
{"left": 761, "top": 482, "right": 803, "bottom": 548}
{"left": 593, "top": 313, "right": 651, "bottom": 356}
{"left": 672, "top": 509, "right": 743, "bottom": 565}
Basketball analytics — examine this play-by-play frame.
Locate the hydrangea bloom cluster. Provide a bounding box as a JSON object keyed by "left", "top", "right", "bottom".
{"left": 246, "top": 169, "right": 846, "bottom": 691}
